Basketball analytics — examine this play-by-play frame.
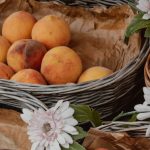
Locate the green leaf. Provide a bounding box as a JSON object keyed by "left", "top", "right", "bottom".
{"left": 113, "top": 111, "right": 124, "bottom": 121}
{"left": 62, "top": 141, "right": 85, "bottom": 150}
{"left": 134, "top": 13, "right": 145, "bottom": 19}
{"left": 145, "top": 27, "right": 150, "bottom": 37}
{"left": 91, "top": 109, "right": 102, "bottom": 127}
{"left": 128, "top": 113, "right": 138, "bottom": 122}
{"left": 71, "top": 104, "right": 102, "bottom": 127}
{"left": 72, "top": 126, "right": 87, "bottom": 141}
{"left": 125, "top": 13, "right": 150, "bottom": 37}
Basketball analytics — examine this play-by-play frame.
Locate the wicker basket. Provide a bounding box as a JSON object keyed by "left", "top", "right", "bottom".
{"left": 0, "top": 0, "right": 150, "bottom": 119}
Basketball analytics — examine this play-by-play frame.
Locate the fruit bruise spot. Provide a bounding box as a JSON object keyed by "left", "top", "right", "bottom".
{"left": 23, "top": 40, "right": 47, "bottom": 70}
{"left": 10, "top": 42, "right": 25, "bottom": 55}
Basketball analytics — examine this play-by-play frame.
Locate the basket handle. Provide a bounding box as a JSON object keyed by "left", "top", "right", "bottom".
{"left": 0, "top": 90, "right": 48, "bottom": 111}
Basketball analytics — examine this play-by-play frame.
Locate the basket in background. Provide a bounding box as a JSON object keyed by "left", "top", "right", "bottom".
{"left": 0, "top": 0, "right": 149, "bottom": 119}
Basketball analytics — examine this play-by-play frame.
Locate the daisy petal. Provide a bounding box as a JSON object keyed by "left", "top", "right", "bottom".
{"left": 144, "top": 95, "right": 150, "bottom": 104}
{"left": 137, "top": 0, "right": 150, "bottom": 12}
{"left": 143, "top": 101, "right": 149, "bottom": 106}
{"left": 36, "top": 146, "right": 45, "bottom": 150}
{"left": 61, "top": 142, "right": 70, "bottom": 149}
{"left": 64, "top": 117, "right": 78, "bottom": 126}
{"left": 57, "top": 134, "right": 66, "bottom": 145}
{"left": 134, "top": 104, "right": 150, "bottom": 112}
{"left": 46, "top": 146, "right": 51, "bottom": 150}
{"left": 137, "top": 4, "right": 148, "bottom": 12}
{"left": 71, "top": 130, "right": 79, "bottom": 135}
{"left": 143, "top": 87, "right": 150, "bottom": 95}
{"left": 21, "top": 109, "right": 33, "bottom": 123}
{"left": 31, "top": 142, "right": 40, "bottom": 150}
{"left": 143, "top": 13, "right": 150, "bottom": 20}
{"left": 61, "top": 108, "right": 74, "bottom": 119}
{"left": 51, "top": 140, "right": 61, "bottom": 150}
{"left": 59, "top": 101, "right": 70, "bottom": 113}
{"left": 137, "top": 112, "right": 150, "bottom": 120}
{"left": 63, "top": 125, "right": 78, "bottom": 134}
{"left": 52, "top": 100, "right": 63, "bottom": 112}
{"left": 45, "top": 141, "right": 49, "bottom": 148}
{"left": 146, "top": 125, "right": 150, "bottom": 137}
{"left": 20, "top": 114, "right": 31, "bottom": 124}
{"left": 49, "top": 145, "right": 55, "bottom": 150}
{"left": 61, "top": 132, "right": 73, "bottom": 144}
{"left": 22, "top": 108, "right": 33, "bottom": 116}
{"left": 40, "top": 139, "right": 47, "bottom": 147}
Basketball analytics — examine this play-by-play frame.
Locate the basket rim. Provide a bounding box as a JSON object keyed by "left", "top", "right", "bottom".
{"left": 0, "top": 39, "right": 149, "bottom": 94}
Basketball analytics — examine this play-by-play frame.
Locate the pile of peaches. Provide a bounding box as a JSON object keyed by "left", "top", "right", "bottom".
{"left": 0, "top": 11, "right": 113, "bottom": 85}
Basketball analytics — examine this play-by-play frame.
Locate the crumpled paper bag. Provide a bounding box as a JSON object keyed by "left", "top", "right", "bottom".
{"left": 0, "top": 109, "right": 31, "bottom": 150}
{"left": 83, "top": 128, "right": 150, "bottom": 150}
{"left": 0, "top": 0, "right": 140, "bottom": 71}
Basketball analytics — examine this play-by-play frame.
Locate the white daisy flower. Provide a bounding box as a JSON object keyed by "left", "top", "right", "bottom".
{"left": 136, "top": 0, "right": 150, "bottom": 19}
{"left": 134, "top": 87, "right": 150, "bottom": 120}
{"left": 134, "top": 87, "right": 150, "bottom": 137}
{"left": 21, "top": 100, "right": 78, "bottom": 150}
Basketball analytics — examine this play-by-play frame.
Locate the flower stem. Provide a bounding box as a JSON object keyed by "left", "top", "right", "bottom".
{"left": 113, "top": 111, "right": 137, "bottom": 121}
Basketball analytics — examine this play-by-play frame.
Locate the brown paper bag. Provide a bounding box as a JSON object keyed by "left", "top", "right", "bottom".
{"left": 0, "top": 109, "right": 31, "bottom": 150}
{"left": 83, "top": 128, "right": 150, "bottom": 150}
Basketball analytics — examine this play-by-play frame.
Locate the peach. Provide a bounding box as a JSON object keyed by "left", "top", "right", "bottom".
{"left": 10, "top": 69, "right": 47, "bottom": 85}
{"left": 0, "top": 36, "right": 11, "bottom": 63}
{"left": 32, "top": 15, "right": 71, "bottom": 49}
{"left": 2, "top": 11, "right": 36, "bottom": 43}
{"left": 0, "top": 62, "right": 14, "bottom": 79}
{"left": 41, "top": 46, "right": 82, "bottom": 84}
{"left": 78, "top": 66, "right": 113, "bottom": 83}
{"left": 7, "top": 39, "right": 47, "bottom": 72}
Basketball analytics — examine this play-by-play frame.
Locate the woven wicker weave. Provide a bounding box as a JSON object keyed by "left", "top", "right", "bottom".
{"left": 0, "top": 0, "right": 149, "bottom": 119}
{"left": 43, "top": 0, "right": 131, "bottom": 6}
{"left": 98, "top": 121, "right": 150, "bottom": 137}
